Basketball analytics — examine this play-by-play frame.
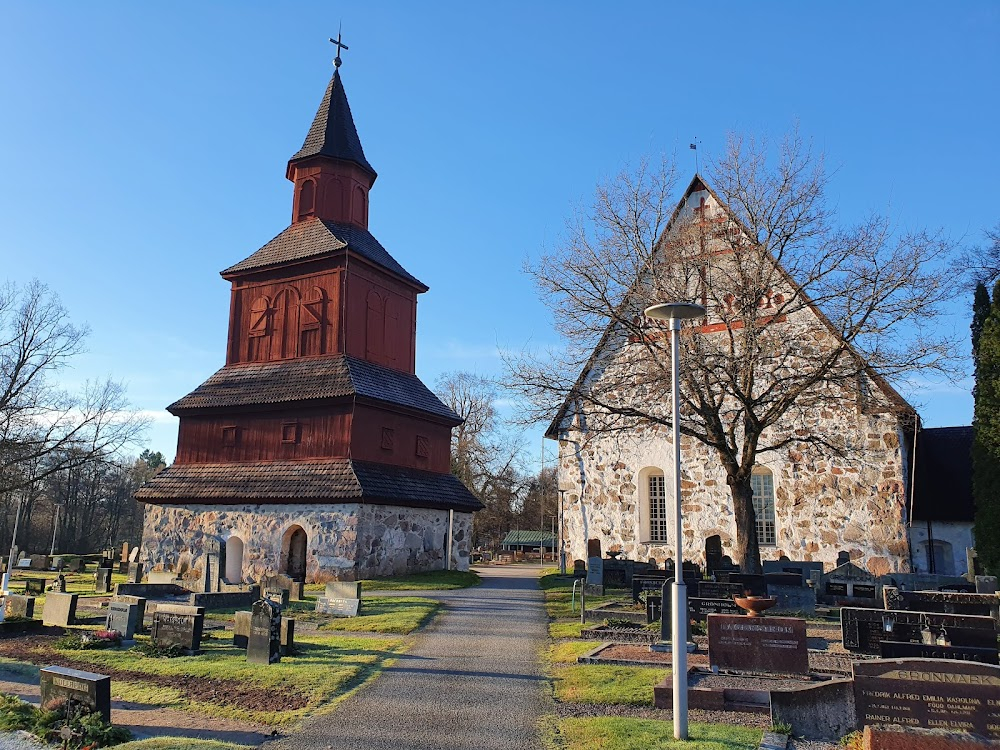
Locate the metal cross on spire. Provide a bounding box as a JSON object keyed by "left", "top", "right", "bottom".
{"left": 329, "top": 28, "right": 349, "bottom": 68}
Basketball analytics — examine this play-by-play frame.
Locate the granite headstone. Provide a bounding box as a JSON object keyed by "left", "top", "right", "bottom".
{"left": 40, "top": 665, "right": 111, "bottom": 723}
{"left": 247, "top": 599, "right": 281, "bottom": 665}
{"left": 707, "top": 614, "right": 809, "bottom": 674}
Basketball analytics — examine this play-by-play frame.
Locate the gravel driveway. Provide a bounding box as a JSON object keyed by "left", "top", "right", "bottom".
{"left": 265, "top": 565, "right": 549, "bottom": 750}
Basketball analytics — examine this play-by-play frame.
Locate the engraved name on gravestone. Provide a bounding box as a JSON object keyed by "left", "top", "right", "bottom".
{"left": 151, "top": 604, "right": 204, "bottom": 654}
{"left": 316, "top": 581, "right": 362, "bottom": 616}
{"left": 632, "top": 574, "right": 669, "bottom": 603}
{"left": 247, "top": 599, "right": 281, "bottom": 665}
{"left": 853, "top": 658, "right": 1000, "bottom": 739}
{"left": 883, "top": 587, "right": 999, "bottom": 623}
{"left": 105, "top": 602, "right": 141, "bottom": 639}
{"left": 707, "top": 614, "right": 809, "bottom": 674}
{"left": 880, "top": 641, "right": 999, "bottom": 665}
{"left": 698, "top": 581, "right": 745, "bottom": 599}
{"left": 233, "top": 610, "right": 251, "bottom": 648}
{"left": 94, "top": 567, "right": 112, "bottom": 594}
{"left": 841, "top": 607, "right": 998, "bottom": 655}
{"left": 4, "top": 595, "right": 34, "bottom": 619}
{"left": 40, "top": 666, "right": 111, "bottom": 723}
{"left": 42, "top": 593, "right": 77, "bottom": 627}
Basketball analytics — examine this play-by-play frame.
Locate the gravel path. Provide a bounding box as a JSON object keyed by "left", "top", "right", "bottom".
{"left": 265, "top": 565, "right": 549, "bottom": 750}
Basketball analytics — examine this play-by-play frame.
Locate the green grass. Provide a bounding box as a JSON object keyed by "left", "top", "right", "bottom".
{"left": 557, "top": 718, "right": 761, "bottom": 750}
{"left": 547, "top": 640, "right": 601, "bottom": 664}
{"left": 549, "top": 621, "right": 585, "bottom": 639}
{"left": 6, "top": 568, "right": 126, "bottom": 608}
{"left": 113, "top": 741, "right": 252, "bottom": 750}
{"left": 302, "top": 569, "right": 481, "bottom": 592}
{"left": 42, "top": 633, "right": 403, "bottom": 725}
{"left": 204, "top": 596, "right": 440, "bottom": 635}
{"left": 551, "top": 664, "right": 668, "bottom": 705}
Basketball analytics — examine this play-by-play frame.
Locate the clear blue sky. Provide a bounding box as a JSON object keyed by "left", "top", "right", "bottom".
{"left": 1, "top": 2, "right": 997, "bottom": 465}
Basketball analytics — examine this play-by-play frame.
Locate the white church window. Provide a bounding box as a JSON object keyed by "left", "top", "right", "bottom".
{"left": 751, "top": 469, "right": 777, "bottom": 546}
{"left": 648, "top": 473, "right": 668, "bottom": 543}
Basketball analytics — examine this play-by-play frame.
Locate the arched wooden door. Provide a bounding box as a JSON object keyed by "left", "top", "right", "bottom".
{"left": 286, "top": 526, "right": 307, "bottom": 581}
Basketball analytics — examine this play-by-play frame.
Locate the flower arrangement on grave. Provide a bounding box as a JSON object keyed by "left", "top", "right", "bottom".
{"left": 55, "top": 630, "right": 121, "bottom": 651}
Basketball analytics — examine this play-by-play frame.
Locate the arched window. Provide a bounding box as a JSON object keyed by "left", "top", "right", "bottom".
{"left": 751, "top": 468, "right": 777, "bottom": 546}
{"left": 297, "top": 179, "right": 316, "bottom": 220}
{"left": 638, "top": 467, "right": 668, "bottom": 543}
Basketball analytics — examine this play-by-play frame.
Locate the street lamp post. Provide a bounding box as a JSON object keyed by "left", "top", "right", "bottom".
{"left": 644, "top": 301, "right": 705, "bottom": 741}
{"left": 1, "top": 492, "right": 27, "bottom": 597}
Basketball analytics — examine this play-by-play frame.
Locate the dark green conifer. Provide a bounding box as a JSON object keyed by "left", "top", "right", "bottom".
{"left": 973, "top": 281, "right": 1000, "bottom": 574}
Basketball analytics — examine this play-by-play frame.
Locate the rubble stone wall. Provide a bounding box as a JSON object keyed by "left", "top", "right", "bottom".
{"left": 140, "top": 502, "right": 472, "bottom": 583}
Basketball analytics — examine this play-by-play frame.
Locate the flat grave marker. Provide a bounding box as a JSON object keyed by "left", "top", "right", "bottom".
{"left": 315, "top": 597, "right": 361, "bottom": 617}
{"left": 707, "top": 614, "right": 809, "bottom": 674}
{"left": 853, "top": 657, "right": 1000, "bottom": 740}
{"left": 247, "top": 599, "right": 281, "bottom": 665}
{"left": 40, "top": 665, "right": 111, "bottom": 723}
{"left": 42, "top": 593, "right": 77, "bottom": 626}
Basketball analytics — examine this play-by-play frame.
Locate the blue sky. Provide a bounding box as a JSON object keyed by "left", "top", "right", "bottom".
{"left": 1, "top": 2, "right": 997, "bottom": 467}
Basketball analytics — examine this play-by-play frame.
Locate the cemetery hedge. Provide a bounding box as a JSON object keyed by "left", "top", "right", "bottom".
{"left": 556, "top": 718, "right": 761, "bottom": 750}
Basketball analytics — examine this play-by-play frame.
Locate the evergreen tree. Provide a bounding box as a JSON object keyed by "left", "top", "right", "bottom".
{"left": 973, "top": 280, "right": 1000, "bottom": 574}
{"left": 972, "top": 282, "right": 991, "bottom": 360}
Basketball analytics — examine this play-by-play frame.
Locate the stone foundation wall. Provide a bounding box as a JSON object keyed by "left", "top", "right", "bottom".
{"left": 140, "top": 502, "right": 472, "bottom": 583}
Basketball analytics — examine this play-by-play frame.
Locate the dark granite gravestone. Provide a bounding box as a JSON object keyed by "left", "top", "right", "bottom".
{"left": 315, "top": 597, "right": 361, "bottom": 616}
{"left": 726, "top": 573, "right": 767, "bottom": 597}
{"left": 50, "top": 574, "right": 66, "bottom": 593}
{"left": 632, "top": 573, "right": 669, "bottom": 603}
{"left": 248, "top": 599, "right": 281, "bottom": 665}
{"left": 707, "top": 614, "right": 809, "bottom": 674}
{"left": 111, "top": 595, "right": 147, "bottom": 632}
{"left": 280, "top": 617, "right": 295, "bottom": 656}
{"left": 853, "top": 657, "right": 1000, "bottom": 739}
{"left": 763, "top": 560, "right": 825, "bottom": 586}
{"left": 40, "top": 665, "right": 111, "bottom": 723}
{"left": 821, "top": 562, "right": 877, "bottom": 603}
{"left": 95, "top": 567, "right": 112, "bottom": 594}
{"left": 4, "top": 595, "right": 34, "bottom": 619}
{"left": 572, "top": 559, "right": 587, "bottom": 578}
{"left": 587, "top": 538, "right": 602, "bottom": 558}
{"left": 117, "top": 561, "right": 129, "bottom": 576}
{"left": 880, "top": 640, "right": 999, "bottom": 665}
{"left": 837, "top": 550, "right": 851, "bottom": 566}
{"left": 66, "top": 558, "right": 84, "bottom": 573}
{"left": 233, "top": 610, "right": 251, "bottom": 648}
{"left": 151, "top": 603, "right": 204, "bottom": 654}
{"left": 265, "top": 588, "right": 290, "bottom": 607}
{"left": 976, "top": 576, "right": 997, "bottom": 595}
{"left": 42, "top": 592, "right": 77, "bottom": 626}
{"left": 841, "top": 607, "right": 998, "bottom": 655}
{"left": 25, "top": 579, "right": 45, "bottom": 596}
{"left": 105, "top": 601, "right": 141, "bottom": 639}
{"left": 126, "top": 563, "right": 144, "bottom": 585}
{"left": 698, "top": 581, "right": 744, "bottom": 599}
{"left": 52, "top": 557, "right": 64, "bottom": 571}
{"left": 704, "top": 535, "right": 723, "bottom": 576}
{"left": 882, "top": 587, "right": 999, "bottom": 623}
{"left": 763, "top": 572, "right": 802, "bottom": 588}
{"left": 650, "top": 594, "right": 743, "bottom": 625}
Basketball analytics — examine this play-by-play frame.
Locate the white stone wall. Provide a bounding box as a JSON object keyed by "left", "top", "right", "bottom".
{"left": 141, "top": 501, "right": 472, "bottom": 582}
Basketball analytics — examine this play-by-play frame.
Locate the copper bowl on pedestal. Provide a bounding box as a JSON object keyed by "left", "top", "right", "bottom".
{"left": 733, "top": 595, "right": 777, "bottom": 617}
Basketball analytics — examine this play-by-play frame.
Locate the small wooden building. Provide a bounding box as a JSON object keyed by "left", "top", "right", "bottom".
{"left": 136, "top": 62, "right": 481, "bottom": 583}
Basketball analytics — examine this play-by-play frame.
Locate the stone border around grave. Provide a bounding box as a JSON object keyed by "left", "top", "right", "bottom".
{"left": 579, "top": 625, "right": 659, "bottom": 644}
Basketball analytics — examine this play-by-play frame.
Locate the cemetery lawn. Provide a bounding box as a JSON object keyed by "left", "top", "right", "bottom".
{"left": 539, "top": 572, "right": 619, "bottom": 639}
{"left": 6, "top": 568, "right": 125, "bottom": 608}
{"left": 205, "top": 595, "right": 439, "bottom": 635}
{"left": 545, "top": 641, "right": 667, "bottom": 705}
{"left": 0, "top": 632, "right": 404, "bottom": 726}
{"left": 302, "top": 569, "right": 481, "bottom": 592}
{"left": 556, "top": 718, "right": 761, "bottom": 750}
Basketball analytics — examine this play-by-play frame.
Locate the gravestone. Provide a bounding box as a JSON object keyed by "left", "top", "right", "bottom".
{"left": 883, "top": 587, "right": 999, "bottom": 623}
{"left": 151, "top": 603, "right": 204, "bottom": 654}
{"left": 632, "top": 573, "right": 670, "bottom": 603}
{"left": 821, "top": 562, "right": 877, "bottom": 602}
{"left": 16, "top": 558, "right": 31, "bottom": 569}
{"left": 880, "top": 640, "right": 999, "bottom": 665}
{"left": 698, "top": 581, "right": 744, "bottom": 599}
{"left": 121, "top": 542, "right": 130, "bottom": 562}
{"left": 264, "top": 588, "right": 290, "bottom": 607}
{"left": 40, "top": 666, "right": 111, "bottom": 723}
{"left": 853, "top": 657, "right": 1000, "bottom": 739}
{"left": 233, "top": 610, "right": 252, "bottom": 648}
{"left": 726, "top": 573, "right": 767, "bottom": 597}
{"left": 707, "top": 614, "right": 809, "bottom": 674}
{"left": 25, "top": 579, "right": 45, "bottom": 596}
{"left": 587, "top": 538, "right": 602, "bottom": 558}
{"left": 841, "top": 607, "right": 998, "bottom": 655}
{"left": 42, "top": 593, "right": 78, "bottom": 626}
{"left": 28, "top": 555, "right": 49, "bottom": 571}
{"left": 105, "top": 601, "right": 141, "bottom": 639}
{"left": 66, "top": 558, "right": 84, "bottom": 573}
{"left": 650, "top": 593, "right": 743, "bottom": 626}
{"left": 50, "top": 575, "right": 66, "bottom": 593}
{"left": 704, "top": 535, "right": 723, "bottom": 576}
{"left": 111, "top": 595, "right": 147, "bottom": 632}
{"left": 4, "top": 595, "right": 34, "bottom": 619}
{"left": 763, "top": 561, "right": 825, "bottom": 586}
{"left": 118, "top": 561, "right": 129, "bottom": 576}
{"left": 837, "top": 550, "right": 851, "bottom": 566}
{"left": 52, "top": 557, "right": 64, "bottom": 571}
{"left": 202, "top": 537, "right": 221, "bottom": 594}
{"left": 976, "top": 576, "right": 998, "bottom": 595}
{"left": 572, "top": 559, "right": 587, "bottom": 577}
{"left": 127, "top": 563, "right": 144, "bottom": 585}
{"left": 280, "top": 617, "right": 295, "bottom": 656}
{"left": 94, "top": 567, "right": 112, "bottom": 594}
{"left": 247, "top": 599, "right": 281, "bottom": 665}
{"left": 316, "top": 597, "right": 361, "bottom": 616}
{"left": 129, "top": 546, "right": 140, "bottom": 563}
{"left": 586, "top": 556, "right": 604, "bottom": 595}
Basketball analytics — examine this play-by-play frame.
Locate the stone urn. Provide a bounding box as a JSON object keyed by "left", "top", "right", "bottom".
{"left": 733, "top": 595, "right": 777, "bottom": 617}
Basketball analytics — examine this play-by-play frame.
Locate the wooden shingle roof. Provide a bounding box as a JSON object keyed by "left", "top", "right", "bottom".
{"left": 221, "top": 217, "right": 426, "bottom": 290}
{"left": 168, "top": 355, "right": 461, "bottom": 423}
{"left": 135, "top": 458, "right": 483, "bottom": 511}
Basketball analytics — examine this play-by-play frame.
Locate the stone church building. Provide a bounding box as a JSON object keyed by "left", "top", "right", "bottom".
{"left": 136, "top": 61, "right": 481, "bottom": 583}
{"left": 547, "top": 177, "right": 918, "bottom": 576}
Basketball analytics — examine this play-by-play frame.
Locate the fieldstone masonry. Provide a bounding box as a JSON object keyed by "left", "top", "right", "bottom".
{"left": 143, "top": 503, "right": 473, "bottom": 582}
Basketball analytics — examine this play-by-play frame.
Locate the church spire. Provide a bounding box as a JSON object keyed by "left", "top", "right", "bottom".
{"left": 286, "top": 39, "right": 377, "bottom": 228}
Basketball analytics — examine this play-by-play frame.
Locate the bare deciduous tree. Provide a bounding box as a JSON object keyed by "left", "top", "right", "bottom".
{"left": 507, "top": 131, "right": 959, "bottom": 572}
{"left": 0, "top": 280, "right": 148, "bottom": 496}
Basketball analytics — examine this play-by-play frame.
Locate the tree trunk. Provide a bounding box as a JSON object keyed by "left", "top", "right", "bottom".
{"left": 730, "top": 477, "right": 762, "bottom": 574}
